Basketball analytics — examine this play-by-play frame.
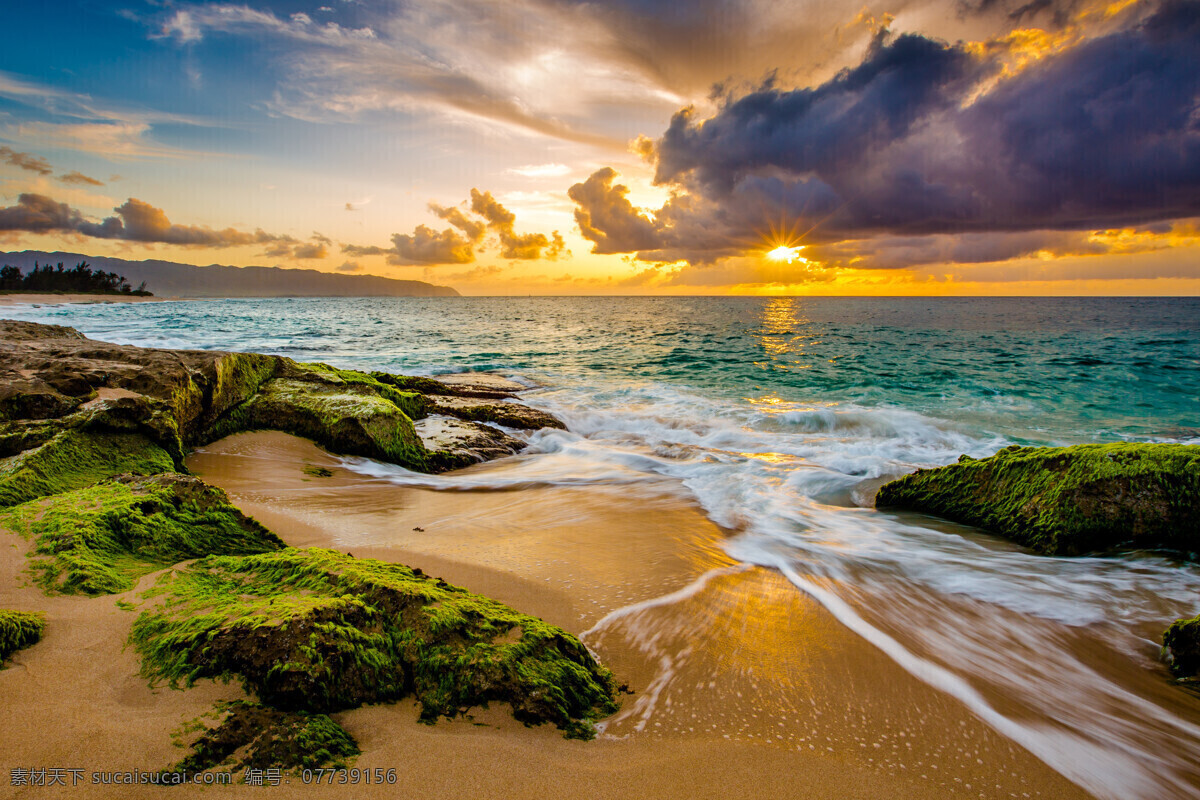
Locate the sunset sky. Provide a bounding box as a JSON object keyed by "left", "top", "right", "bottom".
{"left": 1, "top": 0, "right": 1198, "bottom": 295}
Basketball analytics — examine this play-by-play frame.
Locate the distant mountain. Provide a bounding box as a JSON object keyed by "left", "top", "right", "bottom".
{"left": 0, "top": 251, "right": 460, "bottom": 298}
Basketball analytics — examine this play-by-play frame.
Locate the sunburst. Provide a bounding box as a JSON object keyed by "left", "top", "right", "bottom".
{"left": 766, "top": 244, "right": 804, "bottom": 264}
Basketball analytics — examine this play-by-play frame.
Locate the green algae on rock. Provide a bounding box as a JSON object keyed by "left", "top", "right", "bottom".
{"left": 876, "top": 443, "right": 1200, "bottom": 555}
{"left": 1164, "top": 615, "right": 1200, "bottom": 681}
{"left": 287, "top": 362, "right": 430, "bottom": 420}
{"left": 131, "top": 548, "right": 619, "bottom": 738}
{"left": 0, "top": 429, "right": 176, "bottom": 508}
{"left": 169, "top": 701, "right": 359, "bottom": 777}
{"left": 1, "top": 473, "right": 284, "bottom": 595}
{"left": 0, "top": 609, "right": 45, "bottom": 663}
{"left": 205, "top": 378, "right": 429, "bottom": 472}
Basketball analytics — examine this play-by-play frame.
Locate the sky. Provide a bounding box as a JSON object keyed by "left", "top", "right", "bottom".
{"left": 0, "top": 0, "right": 1198, "bottom": 296}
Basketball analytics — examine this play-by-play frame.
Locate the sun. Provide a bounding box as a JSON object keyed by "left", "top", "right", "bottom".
{"left": 766, "top": 245, "right": 803, "bottom": 264}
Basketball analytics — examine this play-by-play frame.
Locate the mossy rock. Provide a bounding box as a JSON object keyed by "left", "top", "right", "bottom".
{"left": 369, "top": 371, "right": 514, "bottom": 400}
{"left": 369, "top": 372, "right": 457, "bottom": 397}
{"left": 287, "top": 362, "right": 429, "bottom": 421}
{"left": 132, "top": 548, "right": 619, "bottom": 738}
{"left": 0, "top": 418, "right": 63, "bottom": 459}
{"left": 1, "top": 473, "right": 284, "bottom": 595}
{"left": 198, "top": 353, "right": 279, "bottom": 434}
{"left": 1164, "top": 615, "right": 1200, "bottom": 680}
{"left": 205, "top": 379, "right": 429, "bottom": 472}
{"left": 0, "top": 428, "right": 176, "bottom": 508}
{"left": 876, "top": 443, "right": 1200, "bottom": 555}
{"left": 0, "top": 609, "right": 45, "bottom": 663}
{"left": 169, "top": 701, "right": 358, "bottom": 777}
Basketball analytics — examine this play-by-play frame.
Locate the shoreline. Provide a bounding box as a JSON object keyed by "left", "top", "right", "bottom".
{"left": 185, "top": 432, "right": 1088, "bottom": 799}
{"left": 0, "top": 293, "right": 171, "bottom": 306}
{"left": 0, "top": 429, "right": 1091, "bottom": 798}
{"left": 2, "top": 317, "right": 1196, "bottom": 797}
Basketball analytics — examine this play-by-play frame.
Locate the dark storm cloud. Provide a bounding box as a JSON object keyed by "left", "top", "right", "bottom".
{"left": 0, "top": 192, "right": 296, "bottom": 248}
{"left": 652, "top": 32, "right": 981, "bottom": 193}
{"left": 567, "top": 168, "right": 663, "bottom": 254}
{"left": 571, "top": 0, "right": 1200, "bottom": 264}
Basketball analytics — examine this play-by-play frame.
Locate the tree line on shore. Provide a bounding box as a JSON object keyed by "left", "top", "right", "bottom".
{"left": 0, "top": 261, "right": 152, "bottom": 296}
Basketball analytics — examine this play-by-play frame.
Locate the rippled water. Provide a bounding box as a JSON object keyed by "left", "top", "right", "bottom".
{"left": 6, "top": 295, "right": 1200, "bottom": 797}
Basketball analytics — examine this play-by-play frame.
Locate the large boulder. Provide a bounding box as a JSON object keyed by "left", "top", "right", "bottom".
{"left": 131, "top": 548, "right": 619, "bottom": 738}
{"left": 876, "top": 443, "right": 1200, "bottom": 555}
{"left": 205, "top": 377, "right": 430, "bottom": 472}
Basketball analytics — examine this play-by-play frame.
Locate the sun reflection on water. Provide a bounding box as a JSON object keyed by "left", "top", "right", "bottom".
{"left": 754, "top": 297, "right": 823, "bottom": 372}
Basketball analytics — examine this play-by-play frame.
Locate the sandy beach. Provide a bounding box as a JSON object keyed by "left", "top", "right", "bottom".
{"left": 0, "top": 294, "right": 169, "bottom": 306}
{"left": 1, "top": 430, "right": 1092, "bottom": 799}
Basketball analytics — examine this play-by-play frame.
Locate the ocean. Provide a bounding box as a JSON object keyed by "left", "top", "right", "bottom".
{"left": 5, "top": 295, "right": 1200, "bottom": 798}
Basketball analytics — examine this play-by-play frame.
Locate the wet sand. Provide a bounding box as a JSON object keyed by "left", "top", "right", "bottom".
{"left": 0, "top": 431, "right": 1092, "bottom": 799}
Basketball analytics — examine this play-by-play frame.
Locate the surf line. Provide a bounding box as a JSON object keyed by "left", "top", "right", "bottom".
{"left": 767, "top": 557, "right": 1172, "bottom": 800}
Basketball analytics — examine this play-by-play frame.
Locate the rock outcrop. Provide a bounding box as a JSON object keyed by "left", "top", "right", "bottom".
{"left": 876, "top": 442, "right": 1200, "bottom": 688}
{"left": 876, "top": 443, "right": 1200, "bottom": 556}
{"left": 0, "top": 319, "right": 565, "bottom": 476}
{"left": 1164, "top": 615, "right": 1200, "bottom": 682}
{"left": 168, "top": 701, "right": 359, "bottom": 776}
{"left": 132, "top": 548, "right": 619, "bottom": 738}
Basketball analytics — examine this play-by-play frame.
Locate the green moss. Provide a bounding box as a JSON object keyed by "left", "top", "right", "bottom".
{"left": 302, "top": 466, "right": 333, "bottom": 478}
{"left": 168, "top": 701, "right": 358, "bottom": 777}
{"left": 0, "top": 429, "right": 175, "bottom": 508}
{"left": 876, "top": 443, "right": 1200, "bottom": 555}
{"left": 131, "top": 548, "right": 618, "bottom": 738}
{"left": 205, "top": 353, "right": 278, "bottom": 429}
{"left": 0, "top": 609, "right": 45, "bottom": 663}
{"left": 369, "top": 372, "right": 455, "bottom": 398}
{"left": 292, "top": 362, "right": 429, "bottom": 421}
{"left": 70, "top": 396, "right": 186, "bottom": 467}
{"left": 0, "top": 419, "right": 61, "bottom": 458}
{"left": 207, "top": 379, "right": 429, "bottom": 472}
{"left": 1164, "top": 615, "right": 1200, "bottom": 679}
{"left": 1, "top": 473, "right": 284, "bottom": 595}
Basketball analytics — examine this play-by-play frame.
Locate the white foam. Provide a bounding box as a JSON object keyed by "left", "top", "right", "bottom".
{"left": 521, "top": 380, "right": 1200, "bottom": 797}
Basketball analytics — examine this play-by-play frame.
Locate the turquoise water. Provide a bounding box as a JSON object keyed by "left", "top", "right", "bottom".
{"left": 8, "top": 296, "right": 1198, "bottom": 443}
{"left": 5, "top": 296, "right": 1200, "bottom": 798}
